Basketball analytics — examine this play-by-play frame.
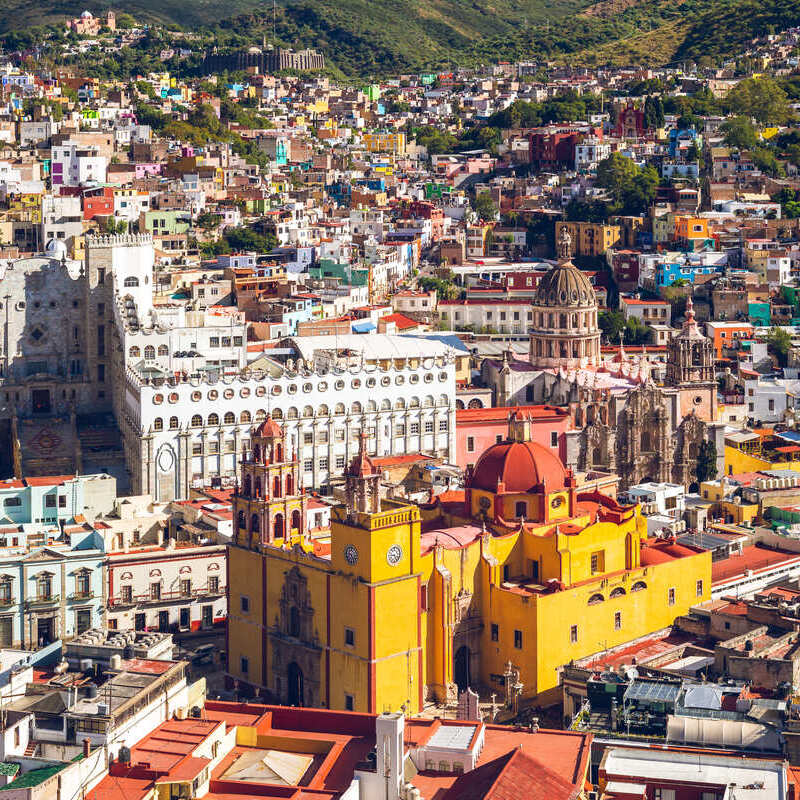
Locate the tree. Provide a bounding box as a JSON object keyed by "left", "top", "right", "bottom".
{"left": 104, "top": 217, "right": 127, "bottom": 234}
{"left": 625, "top": 316, "right": 650, "bottom": 345}
{"left": 598, "top": 310, "right": 626, "bottom": 343}
{"left": 472, "top": 191, "right": 497, "bottom": 222}
{"left": 750, "top": 145, "right": 784, "bottom": 178}
{"left": 696, "top": 439, "right": 717, "bottom": 483}
{"left": 767, "top": 326, "right": 792, "bottom": 366}
{"left": 720, "top": 116, "right": 757, "bottom": 150}
{"left": 677, "top": 112, "right": 702, "bottom": 132}
{"left": 725, "top": 76, "right": 791, "bottom": 125}
{"left": 596, "top": 153, "right": 658, "bottom": 216}
{"left": 643, "top": 95, "right": 664, "bottom": 130}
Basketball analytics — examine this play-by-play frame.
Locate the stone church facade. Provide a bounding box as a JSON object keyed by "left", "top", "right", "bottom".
{"left": 481, "top": 243, "right": 724, "bottom": 489}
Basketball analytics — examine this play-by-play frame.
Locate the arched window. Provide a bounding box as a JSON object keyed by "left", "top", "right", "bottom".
{"left": 237, "top": 510, "right": 246, "bottom": 530}
{"left": 394, "top": 399, "right": 405, "bottom": 410}
{"left": 129, "top": 345, "right": 140, "bottom": 358}
{"left": 250, "top": 514, "right": 260, "bottom": 534}
{"left": 631, "top": 581, "right": 647, "bottom": 592}
{"left": 274, "top": 513, "right": 285, "bottom": 540}
{"left": 381, "top": 399, "right": 391, "bottom": 410}
{"left": 352, "top": 401, "right": 362, "bottom": 413}
{"left": 287, "top": 407, "right": 298, "bottom": 420}
{"left": 144, "top": 345, "right": 155, "bottom": 360}
{"left": 254, "top": 477, "right": 261, "bottom": 498}
{"left": 285, "top": 474, "right": 294, "bottom": 495}
{"left": 208, "top": 413, "right": 219, "bottom": 426}
{"left": 334, "top": 403, "right": 345, "bottom": 415}
{"left": 157, "top": 345, "right": 168, "bottom": 356}
{"left": 318, "top": 404, "right": 328, "bottom": 416}
{"left": 243, "top": 475, "right": 252, "bottom": 496}
{"left": 273, "top": 476, "right": 282, "bottom": 498}
{"left": 255, "top": 409, "right": 267, "bottom": 422}
{"left": 303, "top": 405, "right": 313, "bottom": 418}
{"left": 588, "top": 593, "right": 604, "bottom": 605}
{"left": 240, "top": 410, "right": 251, "bottom": 423}
{"left": 291, "top": 509, "right": 302, "bottom": 534}
{"left": 169, "top": 416, "right": 179, "bottom": 429}
{"left": 289, "top": 605, "right": 300, "bottom": 637}
{"left": 224, "top": 411, "right": 235, "bottom": 424}
{"left": 153, "top": 417, "right": 163, "bottom": 431}
{"left": 609, "top": 587, "right": 626, "bottom": 598}
{"left": 191, "top": 415, "right": 202, "bottom": 427}
{"left": 272, "top": 408, "right": 283, "bottom": 420}
{"left": 124, "top": 276, "right": 139, "bottom": 287}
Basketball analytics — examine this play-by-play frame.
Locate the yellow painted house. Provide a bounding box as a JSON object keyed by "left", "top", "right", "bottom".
{"left": 362, "top": 131, "right": 407, "bottom": 155}
{"left": 227, "top": 415, "right": 711, "bottom": 714}
{"left": 724, "top": 431, "right": 800, "bottom": 476}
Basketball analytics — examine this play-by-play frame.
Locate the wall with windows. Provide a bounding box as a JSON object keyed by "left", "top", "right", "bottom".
{"left": 106, "top": 545, "right": 226, "bottom": 633}
{"left": 123, "top": 357, "right": 457, "bottom": 500}
{"left": 0, "top": 536, "right": 105, "bottom": 648}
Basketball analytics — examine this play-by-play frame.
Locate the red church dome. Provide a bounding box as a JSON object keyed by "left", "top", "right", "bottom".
{"left": 470, "top": 440, "right": 568, "bottom": 494}
{"left": 253, "top": 417, "right": 283, "bottom": 439}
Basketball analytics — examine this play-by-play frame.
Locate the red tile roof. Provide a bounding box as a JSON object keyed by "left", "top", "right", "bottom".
{"left": 712, "top": 544, "right": 800, "bottom": 583}
{"left": 380, "top": 312, "right": 419, "bottom": 329}
{"left": 408, "top": 724, "right": 590, "bottom": 800}
{"left": 21, "top": 475, "right": 76, "bottom": 486}
{"left": 639, "top": 538, "right": 703, "bottom": 566}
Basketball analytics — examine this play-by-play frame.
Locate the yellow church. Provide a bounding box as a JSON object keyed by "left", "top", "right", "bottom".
{"left": 227, "top": 414, "right": 711, "bottom": 713}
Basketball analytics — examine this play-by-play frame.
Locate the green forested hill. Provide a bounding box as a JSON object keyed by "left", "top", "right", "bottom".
{"left": 5, "top": 0, "right": 800, "bottom": 76}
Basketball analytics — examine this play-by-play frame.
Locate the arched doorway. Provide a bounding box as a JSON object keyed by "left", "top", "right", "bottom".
{"left": 454, "top": 646, "right": 470, "bottom": 692}
{"left": 273, "top": 513, "right": 284, "bottom": 540}
{"left": 287, "top": 662, "right": 304, "bottom": 706}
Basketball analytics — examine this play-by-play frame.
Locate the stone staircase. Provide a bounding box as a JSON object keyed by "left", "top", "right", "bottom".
{"left": 76, "top": 413, "right": 130, "bottom": 492}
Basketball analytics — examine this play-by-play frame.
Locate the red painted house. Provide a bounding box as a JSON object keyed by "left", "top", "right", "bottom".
{"left": 83, "top": 185, "right": 114, "bottom": 220}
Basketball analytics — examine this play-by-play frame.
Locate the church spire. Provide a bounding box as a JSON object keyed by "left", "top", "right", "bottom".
{"left": 345, "top": 430, "right": 381, "bottom": 514}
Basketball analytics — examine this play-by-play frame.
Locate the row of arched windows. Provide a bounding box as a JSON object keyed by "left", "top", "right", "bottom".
{"left": 130, "top": 344, "right": 169, "bottom": 359}
{"left": 242, "top": 473, "right": 293, "bottom": 498}
{"left": 587, "top": 582, "right": 647, "bottom": 605}
{"left": 154, "top": 412, "right": 252, "bottom": 431}
{"left": 533, "top": 310, "right": 597, "bottom": 329}
{"left": 152, "top": 397, "right": 451, "bottom": 431}
{"left": 237, "top": 509, "right": 302, "bottom": 538}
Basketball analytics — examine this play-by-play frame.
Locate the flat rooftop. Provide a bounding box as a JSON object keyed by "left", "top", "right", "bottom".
{"left": 602, "top": 746, "right": 785, "bottom": 798}
{"left": 712, "top": 544, "right": 800, "bottom": 584}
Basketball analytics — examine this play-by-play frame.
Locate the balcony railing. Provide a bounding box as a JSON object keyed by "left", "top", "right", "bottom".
{"left": 25, "top": 594, "right": 59, "bottom": 608}
{"left": 108, "top": 586, "right": 224, "bottom": 608}
{"left": 0, "top": 596, "right": 15, "bottom": 607}
{"left": 67, "top": 590, "right": 95, "bottom": 602}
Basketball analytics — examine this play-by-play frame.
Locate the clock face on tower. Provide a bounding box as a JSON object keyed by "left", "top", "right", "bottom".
{"left": 344, "top": 544, "right": 359, "bottom": 565}
{"left": 387, "top": 544, "right": 403, "bottom": 566}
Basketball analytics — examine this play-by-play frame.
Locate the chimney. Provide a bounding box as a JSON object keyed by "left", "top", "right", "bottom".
{"left": 83, "top": 738, "right": 91, "bottom": 758}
